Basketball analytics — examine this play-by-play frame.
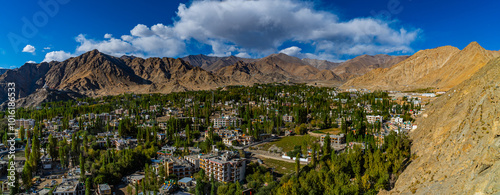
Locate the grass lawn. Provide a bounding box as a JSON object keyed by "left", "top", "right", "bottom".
{"left": 312, "top": 127, "right": 341, "bottom": 135}
{"left": 259, "top": 135, "right": 318, "bottom": 152}
{"left": 260, "top": 157, "right": 299, "bottom": 175}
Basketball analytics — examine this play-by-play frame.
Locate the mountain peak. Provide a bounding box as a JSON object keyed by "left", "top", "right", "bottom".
{"left": 462, "top": 41, "right": 484, "bottom": 52}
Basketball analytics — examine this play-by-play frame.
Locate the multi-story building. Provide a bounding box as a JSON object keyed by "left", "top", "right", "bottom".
{"left": 212, "top": 116, "right": 242, "bottom": 128}
{"left": 157, "top": 156, "right": 195, "bottom": 179}
{"left": 15, "top": 119, "right": 35, "bottom": 128}
{"left": 320, "top": 134, "right": 346, "bottom": 146}
{"left": 366, "top": 115, "right": 383, "bottom": 124}
{"left": 203, "top": 152, "right": 246, "bottom": 182}
{"left": 282, "top": 114, "right": 293, "bottom": 123}
{"left": 390, "top": 116, "right": 403, "bottom": 124}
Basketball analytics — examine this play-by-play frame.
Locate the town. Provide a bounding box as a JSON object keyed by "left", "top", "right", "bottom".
{"left": 0, "top": 83, "right": 432, "bottom": 194}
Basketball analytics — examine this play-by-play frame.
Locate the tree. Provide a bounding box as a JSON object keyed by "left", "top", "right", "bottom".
{"left": 80, "top": 153, "right": 85, "bottom": 180}
{"left": 323, "top": 134, "right": 331, "bottom": 156}
{"left": 311, "top": 145, "right": 317, "bottom": 168}
{"left": 19, "top": 126, "right": 25, "bottom": 141}
{"left": 135, "top": 181, "right": 139, "bottom": 195}
{"left": 48, "top": 134, "right": 57, "bottom": 161}
{"left": 21, "top": 161, "right": 33, "bottom": 190}
{"left": 85, "top": 178, "right": 91, "bottom": 195}
{"left": 295, "top": 153, "right": 301, "bottom": 176}
{"left": 211, "top": 174, "right": 216, "bottom": 195}
{"left": 185, "top": 124, "right": 191, "bottom": 145}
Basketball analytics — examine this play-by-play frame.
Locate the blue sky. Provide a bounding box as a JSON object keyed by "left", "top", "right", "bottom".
{"left": 1, "top": 0, "right": 499, "bottom": 68}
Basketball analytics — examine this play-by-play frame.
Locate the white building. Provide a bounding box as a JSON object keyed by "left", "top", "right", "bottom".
{"left": 366, "top": 115, "right": 383, "bottom": 124}
{"left": 390, "top": 116, "right": 403, "bottom": 124}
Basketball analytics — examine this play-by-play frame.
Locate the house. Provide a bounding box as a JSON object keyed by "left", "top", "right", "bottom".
{"left": 178, "top": 177, "right": 194, "bottom": 187}
{"left": 98, "top": 184, "right": 112, "bottom": 195}
{"left": 52, "top": 179, "right": 84, "bottom": 195}
{"left": 282, "top": 114, "right": 293, "bottom": 123}
{"left": 366, "top": 115, "right": 383, "bottom": 124}
{"left": 390, "top": 116, "right": 403, "bottom": 124}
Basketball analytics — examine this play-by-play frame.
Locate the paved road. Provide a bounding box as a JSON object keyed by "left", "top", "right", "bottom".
{"left": 249, "top": 150, "right": 309, "bottom": 165}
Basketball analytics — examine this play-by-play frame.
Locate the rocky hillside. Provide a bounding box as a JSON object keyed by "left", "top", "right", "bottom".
{"left": 216, "top": 53, "right": 342, "bottom": 85}
{"left": 343, "top": 42, "right": 494, "bottom": 91}
{"left": 383, "top": 56, "right": 500, "bottom": 194}
{"left": 182, "top": 54, "right": 256, "bottom": 72}
{"left": 332, "top": 54, "right": 409, "bottom": 80}
{"left": 302, "top": 58, "right": 341, "bottom": 70}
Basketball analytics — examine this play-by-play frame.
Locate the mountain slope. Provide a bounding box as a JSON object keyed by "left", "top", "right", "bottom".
{"left": 385, "top": 56, "right": 500, "bottom": 194}
{"left": 332, "top": 54, "right": 408, "bottom": 80}
{"left": 302, "top": 58, "right": 341, "bottom": 70}
{"left": 182, "top": 54, "right": 255, "bottom": 72}
{"left": 343, "top": 42, "right": 494, "bottom": 91}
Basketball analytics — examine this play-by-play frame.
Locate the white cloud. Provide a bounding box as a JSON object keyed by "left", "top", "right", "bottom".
{"left": 22, "top": 45, "right": 36, "bottom": 54}
{"left": 26, "top": 60, "right": 36, "bottom": 64}
{"left": 104, "top": 33, "right": 113, "bottom": 39}
{"left": 235, "top": 52, "right": 251, "bottom": 58}
{"left": 43, "top": 50, "right": 74, "bottom": 62}
{"left": 279, "top": 46, "right": 302, "bottom": 56}
{"left": 43, "top": 47, "right": 51, "bottom": 50}
{"left": 70, "top": 0, "right": 419, "bottom": 60}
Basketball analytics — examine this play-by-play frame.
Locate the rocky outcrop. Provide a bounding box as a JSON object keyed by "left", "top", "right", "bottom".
{"left": 383, "top": 57, "right": 500, "bottom": 194}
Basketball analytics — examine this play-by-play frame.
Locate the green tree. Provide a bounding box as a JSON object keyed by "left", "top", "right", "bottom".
{"left": 80, "top": 153, "right": 85, "bottom": 180}
{"left": 21, "top": 161, "right": 33, "bottom": 190}
{"left": 85, "top": 178, "right": 91, "bottom": 195}
{"left": 295, "top": 153, "right": 301, "bottom": 176}
{"left": 48, "top": 134, "right": 57, "bottom": 161}
{"left": 323, "top": 134, "right": 331, "bottom": 156}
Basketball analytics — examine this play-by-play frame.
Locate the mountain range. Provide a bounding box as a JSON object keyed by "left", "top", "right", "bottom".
{"left": 2, "top": 42, "right": 499, "bottom": 108}
{"left": 0, "top": 50, "right": 348, "bottom": 107}
{"left": 343, "top": 42, "right": 494, "bottom": 91}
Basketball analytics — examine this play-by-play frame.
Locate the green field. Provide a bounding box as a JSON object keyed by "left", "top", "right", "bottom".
{"left": 260, "top": 157, "right": 300, "bottom": 175}
{"left": 312, "top": 127, "right": 341, "bottom": 135}
{"left": 259, "top": 135, "right": 318, "bottom": 152}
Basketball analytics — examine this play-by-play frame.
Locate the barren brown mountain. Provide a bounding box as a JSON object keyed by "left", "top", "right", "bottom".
{"left": 382, "top": 56, "right": 500, "bottom": 195}
{"left": 343, "top": 42, "right": 494, "bottom": 91}
{"left": 216, "top": 53, "right": 342, "bottom": 85}
{"left": 302, "top": 58, "right": 341, "bottom": 70}
{"left": 0, "top": 50, "right": 344, "bottom": 107}
{"left": 332, "top": 54, "right": 408, "bottom": 80}
{"left": 182, "top": 54, "right": 256, "bottom": 72}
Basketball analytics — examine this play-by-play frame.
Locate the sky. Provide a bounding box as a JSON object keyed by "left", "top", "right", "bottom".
{"left": 1, "top": 0, "right": 499, "bottom": 68}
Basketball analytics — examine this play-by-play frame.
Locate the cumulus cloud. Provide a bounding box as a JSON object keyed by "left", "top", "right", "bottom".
{"left": 22, "top": 45, "right": 36, "bottom": 54}
{"left": 104, "top": 33, "right": 113, "bottom": 39}
{"left": 279, "top": 46, "right": 302, "bottom": 56}
{"left": 71, "top": 0, "right": 419, "bottom": 60}
{"left": 26, "top": 60, "right": 36, "bottom": 64}
{"left": 43, "top": 50, "right": 74, "bottom": 62}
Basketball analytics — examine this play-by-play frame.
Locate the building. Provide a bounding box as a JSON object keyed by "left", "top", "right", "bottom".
{"left": 320, "top": 134, "right": 346, "bottom": 146}
{"left": 52, "top": 179, "right": 84, "bottom": 195}
{"left": 390, "top": 116, "right": 403, "bottom": 124}
{"left": 159, "top": 156, "right": 195, "bottom": 179}
{"left": 98, "top": 184, "right": 112, "bottom": 195}
{"left": 282, "top": 114, "right": 293, "bottom": 123}
{"left": 366, "top": 115, "right": 383, "bottom": 124}
{"left": 15, "top": 119, "right": 35, "bottom": 128}
{"left": 178, "top": 177, "right": 194, "bottom": 187}
{"left": 203, "top": 151, "right": 246, "bottom": 182}
{"left": 212, "top": 116, "right": 242, "bottom": 129}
